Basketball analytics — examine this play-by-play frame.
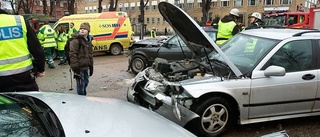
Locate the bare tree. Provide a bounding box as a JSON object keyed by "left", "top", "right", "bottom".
{"left": 13, "top": 0, "right": 34, "bottom": 14}
{"left": 67, "top": 0, "right": 76, "bottom": 14}
{"left": 41, "top": 0, "right": 47, "bottom": 14}
{"left": 49, "top": 0, "right": 60, "bottom": 16}
{"left": 109, "top": 0, "right": 118, "bottom": 11}
{"left": 98, "top": 0, "right": 103, "bottom": 13}
{"left": 201, "top": 0, "right": 211, "bottom": 25}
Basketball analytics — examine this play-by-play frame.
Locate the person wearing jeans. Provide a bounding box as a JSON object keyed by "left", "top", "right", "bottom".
{"left": 68, "top": 22, "right": 94, "bottom": 96}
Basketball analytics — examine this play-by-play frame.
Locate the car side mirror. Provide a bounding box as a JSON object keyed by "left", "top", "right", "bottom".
{"left": 264, "top": 66, "right": 286, "bottom": 77}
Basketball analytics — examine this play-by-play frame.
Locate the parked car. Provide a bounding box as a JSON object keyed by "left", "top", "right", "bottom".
{"left": 127, "top": 2, "right": 320, "bottom": 137}
{"left": 0, "top": 92, "right": 196, "bottom": 137}
{"left": 128, "top": 28, "right": 217, "bottom": 74}
{"left": 128, "top": 36, "right": 169, "bottom": 51}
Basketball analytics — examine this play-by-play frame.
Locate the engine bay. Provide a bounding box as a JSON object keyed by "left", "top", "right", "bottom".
{"left": 148, "top": 57, "right": 232, "bottom": 82}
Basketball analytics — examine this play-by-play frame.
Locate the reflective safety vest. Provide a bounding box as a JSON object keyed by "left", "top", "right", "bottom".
{"left": 68, "top": 27, "right": 77, "bottom": 38}
{"left": 56, "top": 32, "right": 68, "bottom": 51}
{"left": 150, "top": 30, "right": 156, "bottom": 38}
{"left": 216, "top": 20, "right": 236, "bottom": 46}
{"left": 0, "top": 14, "right": 33, "bottom": 76}
{"left": 37, "top": 25, "right": 57, "bottom": 48}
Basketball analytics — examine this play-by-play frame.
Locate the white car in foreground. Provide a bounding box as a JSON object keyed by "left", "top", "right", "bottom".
{"left": 0, "top": 92, "right": 196, "bottom": 137}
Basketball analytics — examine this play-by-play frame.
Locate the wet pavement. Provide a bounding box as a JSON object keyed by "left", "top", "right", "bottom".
{"left": 37, "top": 52, "right": 134, "bottom": 100}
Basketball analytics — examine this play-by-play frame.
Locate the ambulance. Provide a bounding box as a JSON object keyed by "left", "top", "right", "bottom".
{"left": 53, "top": 12, "right": 133, "bottom": 55}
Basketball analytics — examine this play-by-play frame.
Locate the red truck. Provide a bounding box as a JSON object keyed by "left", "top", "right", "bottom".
{"left": 264, "top": 4, "right": 320, "bottom": 30}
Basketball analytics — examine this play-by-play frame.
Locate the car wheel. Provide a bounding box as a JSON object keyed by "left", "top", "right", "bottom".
{"left": 130, "top": 55, "right": 147, "bottom": 74}
{"left": 110, "top": 44, "right": 122, "bottom": 55}
{"left": 190, "top": 97, "right": 235, "bottom": 137}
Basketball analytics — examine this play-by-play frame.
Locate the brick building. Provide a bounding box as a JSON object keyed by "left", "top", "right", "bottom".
{"left": 77, "top": 0, "right": 318, "bottom": 34}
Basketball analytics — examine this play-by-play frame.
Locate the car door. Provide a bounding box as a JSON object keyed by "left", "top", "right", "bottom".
{"left": 313, "top": 39, "right": 320, "bottom": 112}
{"left": 157, "top": 35, "right": 192, "bottom": 62}
{"left": 249, "top": 39, "right": 317, "bottom": 118}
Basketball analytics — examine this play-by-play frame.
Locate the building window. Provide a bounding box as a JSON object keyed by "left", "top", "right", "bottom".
{"left": 152, "top": 18, "right": 155, "bottom": 24}
{"left": 119, "top": 8, "right": 122, "bottom": 11}
{"left": 264, "top": 0, "right": 274, "bottom": 5}
{"left": 163, "top": 17, "right": 166, "bottom": 23}
{"left": 157, "top": 18, "right": 160, "bottom": 23}
{"left": 280, "top": 0, "right": 291, "bottom": 5}
{"left": 197, "top": 2, "right": 201, "bottom": 8}
{"left": 36, "top": 10, "right": 41, "bottom": 14}
{"left": 178, "top": 3, "right": 184, "bottom": 8}
{"left": 187, "top": 3, "right": 194, "bottom": 8}
{"left": 125, "top": 7, "right": 128, "bottom": 11}
{"left": 35, "top": 0, "right": 40, "bottom": 5}
{"left": 234, "top": 0, "right": 243, "bottom": 6}
{"left": 85, "top": 10, "right": 88, "bottom": 13}
{"left": 147, "top": 17, "right": 150, "bottom": 23}
{"left": 248, "top": 0, "right": 258, "bottom": 6}
{"left": 131, "top": 7, "right": 135, "bottom": 10}
{"left": 221, "top": 0, "right": 230, "bottom": 7}
{"left": 212, "top": 0, "right": 218, "bottom": 7}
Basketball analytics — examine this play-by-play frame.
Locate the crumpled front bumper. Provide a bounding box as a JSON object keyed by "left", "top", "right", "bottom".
{"left": 126, "top": 72, "right": 199, "bottom": 126}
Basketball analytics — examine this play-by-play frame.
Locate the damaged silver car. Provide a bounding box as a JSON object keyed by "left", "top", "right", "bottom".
{"left": 127, "top": 2, "right": 320, "bottom": 137}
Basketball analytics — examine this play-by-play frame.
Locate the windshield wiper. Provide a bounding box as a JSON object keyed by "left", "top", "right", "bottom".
{"left": 3, "top": 94, "right": 64, "bottom": 137}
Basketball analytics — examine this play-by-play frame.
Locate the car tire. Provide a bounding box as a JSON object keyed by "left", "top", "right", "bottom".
{"left": 110, "top": 44, "right": 122, "bottom": 55}
{"left": 130, "top": 55, "right": 147, "bottom": 74}
{"left": 190, "top": 97, "right": 235, "bottom": 137}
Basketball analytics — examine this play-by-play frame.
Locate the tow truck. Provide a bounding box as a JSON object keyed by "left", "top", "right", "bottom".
{"left": 264, "top": 4, "right": 320, "bottom": 29}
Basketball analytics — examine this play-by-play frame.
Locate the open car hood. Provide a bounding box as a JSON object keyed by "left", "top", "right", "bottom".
{"left": 158, "top": 2, "right": 242, "bottom": 77}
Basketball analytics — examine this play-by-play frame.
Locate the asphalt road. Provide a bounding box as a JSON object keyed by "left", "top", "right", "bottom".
{"left": 37, "top": 52, "right": 134, "bottom": 100}
{"left": 37, "top": 53, "right": 320, "bottom": 137}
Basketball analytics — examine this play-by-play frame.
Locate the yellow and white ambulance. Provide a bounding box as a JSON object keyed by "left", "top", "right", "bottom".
{"left": 53, "top": 12, "right": 133, "bottom": 55}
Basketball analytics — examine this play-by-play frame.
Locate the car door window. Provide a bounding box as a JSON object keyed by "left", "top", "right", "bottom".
{"left": 167, "top": 36, "right": 186, "bottom": 48}
{"left": 269, "top": 40, "right": 313, "bottom": 72}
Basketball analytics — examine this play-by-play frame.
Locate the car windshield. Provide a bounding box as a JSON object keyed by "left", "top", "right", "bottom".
{"left": 208, "top": 33, "right": 279, "bottom": 74}
{"left": 206, "top": 31, "right": 216, "bottom": 42}
{"left": 265, "top": 15, "right": 286, "bottom": 26}
{"left": 0, "top": 95, "right": 47, "bottom": 137}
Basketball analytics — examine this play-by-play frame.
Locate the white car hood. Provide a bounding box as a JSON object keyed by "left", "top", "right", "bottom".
{"left": 13, "top": 92, "right": 195, "bottom": 137}
{"left": 158, "top": 2, "right": 242, "bottom": 77}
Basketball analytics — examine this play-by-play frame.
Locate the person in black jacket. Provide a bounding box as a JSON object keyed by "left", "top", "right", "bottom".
{"left": 0, "top": 9, "right": 46, "bottom": 92}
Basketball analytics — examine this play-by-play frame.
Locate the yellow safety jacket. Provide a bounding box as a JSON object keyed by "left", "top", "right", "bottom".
{"left": 68, "top": 27, "right": 77, "bottom": 38}
{"left": 56, "top": 32, "right": 68, "bottom": 51}
{"left": 150, "top": 30, "right": 156, "bottom": 38}
{"left": 216, "top": 20, "right": 236, "bottom": 46}
{"left": 37, "top": 24, "right": 57, "bottom": 48}
{"left": 0, "top": 14, "right": 33, "bottom": 76}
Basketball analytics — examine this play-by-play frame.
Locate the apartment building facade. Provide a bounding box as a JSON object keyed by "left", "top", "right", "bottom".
{"left": 77, "top": 0, "right": 318, "bottom": 34}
